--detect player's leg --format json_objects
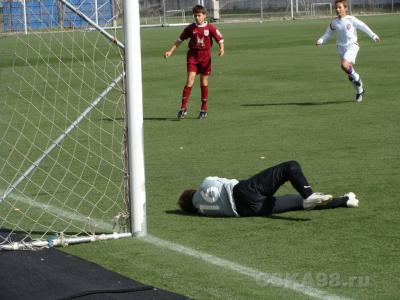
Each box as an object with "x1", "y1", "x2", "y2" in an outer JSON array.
[
  {"x1": 315, "y1": 192, "x2": 359, "y2": 209},
  {"x1": 199, "y1": 75, "x2": 209, "y2": 119},
  {"x1": 246, "y1": 161, "x2": 332, "y2": 210},
  {"x1": 197, "y1": 51, "x2": 211, "y2": 119},
  {"x1": 247, "y1": 161, "x2": 312, "y2": 198},
  {"x1": 340, "y1": 44, "x2": 363, "y2": 102},
  {"x1": 272, "y1": 193, "x2": 358, "y2": 214},
  {"x1": 178, "y1": 51, "x2": 199, "y2": 119},
  {"x1": 271, "y1": 195, "x2": 303, "y2": 213},
  {"x1": 178, "y1": 71, "x2": 196, "y2": 119}
]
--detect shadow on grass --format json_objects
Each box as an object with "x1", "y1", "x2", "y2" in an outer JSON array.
[
  {"x1": 165, "y1": 210, "x2": 311, "y2": 221},
  {"x1": 242, "y1": 100, "x2": 352, "y2": 107},
  {"x1": 144, "y1": 117, "x2": 206, "y2": 121},
  {"x1": 101, "y1": 116, "x2": 183, "y2": 122},
  {"x1": 144, "y1": 117, "x2": 180, "y2": 121},
  {"x1": 165, "y1": 209, "x2": 205, "y2": 217},
  {"x1": 265, "y1": 215, "x2": 311, "y2": 222}
]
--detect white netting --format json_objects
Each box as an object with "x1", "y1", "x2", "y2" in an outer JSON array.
[
  {"x1": 0, "y1": 0, "x2": 129, "y2": 250},
  {"x1": 137, "y1": 0, "x2": 399, "y2": 25}
]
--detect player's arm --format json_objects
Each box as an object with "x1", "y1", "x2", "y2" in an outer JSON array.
[
  {"x1": 164, "y1": 25, "x2": 191, "y2": 58},
  {"x1": 316, "y1": 23, "x2": 334, "y2": 47},
  {"x1": 164, "y1": 39, "x2": 183, "y2": 58},
  {"x1": 210, "y1": 26, "x2": 224, "y2": 56},
  {"x1": 353, "y1": 17, "x2": 380, "y2": 42},
  {"x1": 218, "y1": 41, "x2": 224, "y2": 57}
]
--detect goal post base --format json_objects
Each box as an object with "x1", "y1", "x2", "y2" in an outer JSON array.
[{"x1": 0, "y1": 232, "x2": 132, "y2": 251}]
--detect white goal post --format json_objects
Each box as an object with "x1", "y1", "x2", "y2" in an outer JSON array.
[
  {"x1": 123, "y1": 0, "x2": 147, "y2": 237},
  {"x1": 0, "y1": 0, "x2": 146, "y2": 250}
]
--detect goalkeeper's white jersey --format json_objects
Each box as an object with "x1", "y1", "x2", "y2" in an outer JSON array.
[
  {"x1": 192, "y1": 177, "x2": 240, "y2": 217},
  {"x1": 317, "y1": 15, "x2": 377, "y2": 47}
]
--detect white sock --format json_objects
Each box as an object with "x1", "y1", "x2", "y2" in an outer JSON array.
[{"x1": 347, "y1": 65, "x2": 360, "y2": 82}]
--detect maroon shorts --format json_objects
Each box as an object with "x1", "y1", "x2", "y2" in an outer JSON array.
[{"x1": 187, "y1": 49, "x2": 212, "y2": 75}]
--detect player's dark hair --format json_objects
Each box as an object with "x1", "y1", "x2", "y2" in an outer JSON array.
[
  {"x1": 178, "y1": 189, "x2": 197, "y2": 213},
  {"x1": 192, "y1": 5, "x2": 207, "y2": 15},
  {"x1": 335, "y1": 0, "x2": 348, "y2": 7}
]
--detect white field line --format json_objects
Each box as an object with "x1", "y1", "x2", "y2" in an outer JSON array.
[
  {"x1": 142, "y1": 235, "x2": 351, "y2": 300},
  {"x1": 4, "y1": 191, "x2": 113, "y2": 231},
  {"x1": 7, "y1": 192, "x2": 350, "y2": 300}
]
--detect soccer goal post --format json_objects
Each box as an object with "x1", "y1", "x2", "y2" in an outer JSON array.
[{"x1": 0, "y1": 0, "x2": 146, "y2": 251}]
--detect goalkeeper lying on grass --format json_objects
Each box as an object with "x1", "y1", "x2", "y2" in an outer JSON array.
[{"x1": 178, "y1": 160, "x2": 359, "y2": 217}]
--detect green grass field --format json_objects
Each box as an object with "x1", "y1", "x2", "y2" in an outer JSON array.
[{"x1": 2, "y1": 15, "x2": 400, "y2": 299}]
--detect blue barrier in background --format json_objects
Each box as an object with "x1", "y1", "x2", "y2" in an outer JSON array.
[{"x1": 2, "y1": 0, "x2": 113, "y2": 32}]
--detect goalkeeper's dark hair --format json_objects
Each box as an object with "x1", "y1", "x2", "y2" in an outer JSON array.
[{"x1": 178, "y1": 189, "x2": 197, "y2": 213}]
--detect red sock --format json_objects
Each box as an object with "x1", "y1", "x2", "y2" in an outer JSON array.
[
  {"x1": 181, "y1": 86, "x2": 192, "y2": 110},
  {"x1": 200, "y1": 85, "x2": 208, "y2": 111}
]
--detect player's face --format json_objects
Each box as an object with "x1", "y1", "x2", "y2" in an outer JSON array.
[
  {"x1": 335, "y1": 2, "x2": 347, "y2": 18},
  {"x1": 194, "y1": 12, "x2": 206, "y2": 25}
]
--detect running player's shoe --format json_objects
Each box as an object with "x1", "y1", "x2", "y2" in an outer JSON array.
[{"x1": 356, "y1": 90, "x2": 364, "y2": 103}]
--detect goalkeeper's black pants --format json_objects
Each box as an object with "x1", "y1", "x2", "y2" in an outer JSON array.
[{"x1": 233, "y1": 160, "x2": 347, "y2": 216}]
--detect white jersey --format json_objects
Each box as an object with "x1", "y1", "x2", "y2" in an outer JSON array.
[
  {"x1": 192, "y1": 177, "x2": 239, "y2": 217},
  {"x1": 317, "y1": 15, "x2": 378, "y2": 47}
]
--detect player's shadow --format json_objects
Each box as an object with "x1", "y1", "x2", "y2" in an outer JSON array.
[
  {"x1": 165, "y1": 210, "x2": 311, "y2": 221},
  {"x1": 265, "y1": 215, "x2": 311, "y2": 222},
  {"x1": 165, "y1": 209, "x2": 215, "y2": 218},
  {"x1": 101, "y1": 117, "x2": 182, "y2": 122},
  {"x1": 242, "y1": 100, "x2": 352, "y2": 107},
  {"x1": 144, "y1": 117, "x2": 181, "y2": 122},
  {"x1": 144, "y1": 117, "x2": 205, "y2": 122}
]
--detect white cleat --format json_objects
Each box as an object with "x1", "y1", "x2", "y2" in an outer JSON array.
[
  {"x1": 356, "y1": 90, "x2": 364, "y2": 103},
  {"x1": 303, "y1": 192, "x2": 333, "y2": 210},
  {"x1": 345, "y1": 192, "x2": 359, "y2": 208}
]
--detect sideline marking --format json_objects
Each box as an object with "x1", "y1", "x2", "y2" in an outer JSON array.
[{"x1": 7, "y1": 192, "x2": 350, "y2": 299}]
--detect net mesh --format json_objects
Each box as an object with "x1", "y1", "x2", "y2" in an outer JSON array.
[
  {"x1": 0, "y1": 0, "x2": 128, "y2": 249},
  {"x1": 137, "y1": 0, "x2": 399, "y2": 25}
]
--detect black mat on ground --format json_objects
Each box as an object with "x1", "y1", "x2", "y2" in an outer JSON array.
[{"x1": 0, "y1": 233, "x2": 189, "y2": 300}]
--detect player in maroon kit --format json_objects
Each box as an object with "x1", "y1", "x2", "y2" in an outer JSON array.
[{"x1": 164, "y1": 5, "x2": 224, "y2": 119}]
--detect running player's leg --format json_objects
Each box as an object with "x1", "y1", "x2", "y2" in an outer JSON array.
[{"x1": 339, "y1": 44, "x2": 363, "y2": 102}]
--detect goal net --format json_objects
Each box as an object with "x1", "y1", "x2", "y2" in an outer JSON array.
[
  {"x1": 310, "y1": 2, "x2": 333, "y2": 16},
  {"x1": 0, "y1": 0, "x2": 146, "y2": 250}
]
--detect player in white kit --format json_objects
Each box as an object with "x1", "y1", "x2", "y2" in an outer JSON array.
[{"x1": 316, "y1": 0, "x2": 380, "y2": 102}]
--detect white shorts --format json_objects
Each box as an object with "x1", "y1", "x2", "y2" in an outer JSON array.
[{"x1": 337, "y1": 43, "x2": 360, "y2": 64}]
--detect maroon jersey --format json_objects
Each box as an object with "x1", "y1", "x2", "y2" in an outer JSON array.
[{"x1": 179, "y1": 22, "x2": 223, "y2": 51}]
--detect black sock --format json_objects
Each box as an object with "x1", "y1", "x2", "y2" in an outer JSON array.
[{"x1": 314, "y1": 196, "x2": 348, "y2": 209}]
